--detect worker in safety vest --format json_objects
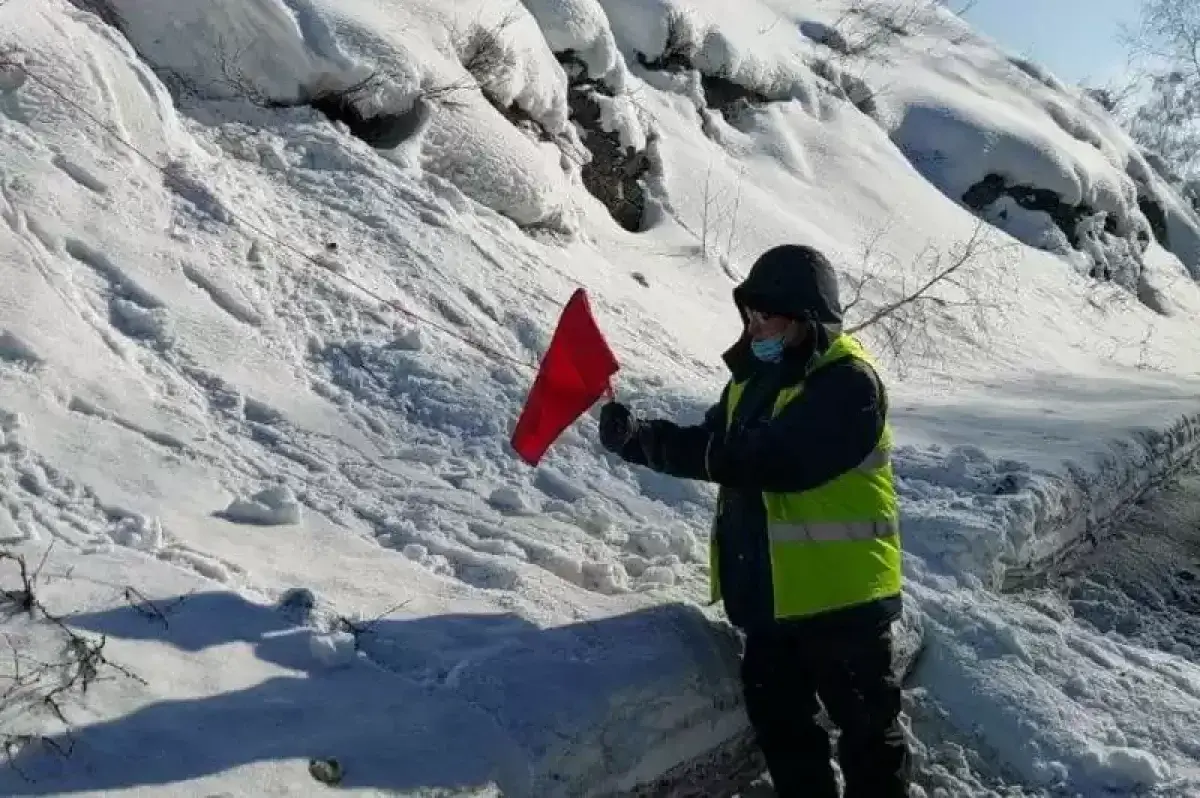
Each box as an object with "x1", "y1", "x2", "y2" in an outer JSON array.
[{"x1": 599, "y1": 244, "x2": 910, "y2": 798}]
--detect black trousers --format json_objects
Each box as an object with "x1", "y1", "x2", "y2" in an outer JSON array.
[{"x1": 741, "y1": 620, "x2": 911, "y2": 798}]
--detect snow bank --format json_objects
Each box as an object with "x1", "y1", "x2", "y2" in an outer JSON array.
[
  {"x1": 92, "y1": 0, "x2": 578, "y2": 229},
  {"x1": 909, "y1": 570, "x2": 1200, "y2": 795},
  {"x1": 894, "y1": 392, "x2": 1200, "y2": 588},
  {"x1": 0, "y1": 542, "x2": 928, "y2": 797}
]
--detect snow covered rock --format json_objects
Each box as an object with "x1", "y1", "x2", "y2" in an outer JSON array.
[
  {"x1": 521, "y1": 0, "x2": 629, "y2": 93},
  {"x1": 220, "y1": 484, "x2": 303, "y2": 525}
]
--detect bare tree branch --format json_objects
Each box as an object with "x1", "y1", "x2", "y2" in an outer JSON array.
[
  {"x1": 842, "y1": 219, "x2": 1017, "y2": 374},
  {"x1": 418, "y1": 8, "x2": 523, "y2": 106}
]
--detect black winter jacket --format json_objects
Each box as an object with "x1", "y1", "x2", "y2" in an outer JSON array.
[{"x1": 617, "y1": 245, "x2": 902, "y2": 633}]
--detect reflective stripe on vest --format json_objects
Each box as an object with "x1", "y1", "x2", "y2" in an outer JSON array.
[{"x1": 767, "y1": 517, "x2": 899, "y2": 543}]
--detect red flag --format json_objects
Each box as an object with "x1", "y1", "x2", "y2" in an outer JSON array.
[{"x1": 511, "y1": 288, "x2": 619, "y2": 466}]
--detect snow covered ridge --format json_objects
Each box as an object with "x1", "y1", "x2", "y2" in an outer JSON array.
[{"x1": 76, "y1": 0, "x2": 1200, "y2": 306}]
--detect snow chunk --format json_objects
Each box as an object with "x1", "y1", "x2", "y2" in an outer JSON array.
[
  {"x1": 110, "y1": 514, "x2": 165, "y2": 552},
  {"x1": 520, "y1": 0, "x2": 629, "y2": 91},
  {"x1": 221, "y1": 484, "x2": 303, "y2": 525},
  {"x1": 594, "y1": 93, "x2": 647, "y2": 151},
  {"x1": 1081, "y1": 745, "x2": 1171, "y2": 790},
  {"x1": 488, "y1": 485, "x2": 534, "y2": 513},
  {"x1": 308, "y1": 630, "x2": 357, "y2": 668}
]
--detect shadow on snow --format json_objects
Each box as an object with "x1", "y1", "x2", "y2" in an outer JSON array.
[{"x1": 0, "y1": 590, "x2": 745, "y2": 795}]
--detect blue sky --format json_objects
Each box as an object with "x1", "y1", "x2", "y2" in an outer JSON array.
[{"x1": 960, "y1": 0, "x2": 1140, "y2": 87}]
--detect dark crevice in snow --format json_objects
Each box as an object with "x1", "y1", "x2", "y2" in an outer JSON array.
[
  {"x1": 485, "y1": 93, "x2": 557, "y2": 144},
  {"x1": 470, "y1": 64, "x2": 654, "y2": 233},
  {"x1": 1138, "y1": 194, "x2": 1171, "y2": 250},
  {"x1": 504, "y1": 49, "x2": 656, "y2": 234},
  {"x1": 570, "y1": 92, "x2": 653, "y2": 233},
  {"x1": 799, "y1": 20, "x2": 851, "y2": 56},
  {"x1": 808, "y1": 59, "x2": 878, "y2": 118},
  {"x1": 634, "y1": 15, "x2": 878, "y2": 131},
  {"x1": 962, "y1": 174, "x2": 1112, "y2": 249},
  {"x1": 307, "y1": 90, "x2": 430, "y2": 151},
  {"x1": 631, "y1": 14, "x2": 773, "y2": 126}
]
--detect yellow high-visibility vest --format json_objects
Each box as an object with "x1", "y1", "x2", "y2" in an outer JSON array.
[{"x1": 709, "y1": 334, "x2": 902, "y2": 619}]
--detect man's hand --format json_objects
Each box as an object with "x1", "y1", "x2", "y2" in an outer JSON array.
[
  {"x1": 599, "y1": 401, "x2": 637, "y2": 453},
  {"x1": 636, "y1": 421, "x2": 711, "y2": 476}
]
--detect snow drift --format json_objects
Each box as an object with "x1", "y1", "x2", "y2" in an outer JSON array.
[{"x1": 3, "y1": 0, "x2": 1200, "y2": 794}]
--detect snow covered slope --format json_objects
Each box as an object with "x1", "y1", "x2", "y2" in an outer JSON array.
[{"x1": 2, "y1": 0, "x2": 1200, "y2": 794}]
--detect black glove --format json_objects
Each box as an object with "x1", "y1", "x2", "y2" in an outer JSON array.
[{"x1": 599, "y1": 402, "x2": 637, "y2": 453}]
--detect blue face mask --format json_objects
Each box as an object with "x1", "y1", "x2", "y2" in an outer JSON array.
[{"x1": 750, "y1": 336, "x2": 785, "y2": 363}]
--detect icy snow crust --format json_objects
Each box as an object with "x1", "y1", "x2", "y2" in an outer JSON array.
[{"x1": 3, "y1": 0, "x2": 1200, "y2": 794}]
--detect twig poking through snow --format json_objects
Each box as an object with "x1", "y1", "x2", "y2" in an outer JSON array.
[
  {"x1": 334, "y1": 599, "x2": 412, "y2": 645},
  {"x1": 122, "y1": 586, "x2": 191, "y2": 628},
  {"x1": 421, "y1": 8, "x2": 523, "y2": 106},
  {"x1": 0, "y1": 548, "x2": 147, "y2": 780}
]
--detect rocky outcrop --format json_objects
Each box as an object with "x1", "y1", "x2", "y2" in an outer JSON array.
[
  {"x1": 636, "y1": 47, "x2": 771, "y2": 126},
  {"x1": 1138, "y1": 193, "x2": 1170, "y2": 250},
  {"x1": 631, "y1": 14, "x2": 878, "y2": 131},
  {"x1": 564, "y1": 77, "x2": 655, "y2": 232},
  {"x1": 962, "y1": 173, "x2": 1151, "y2": 294},
  {"x1": 1127, "y1": 153, "x2": 1200, "y2": 282}
]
